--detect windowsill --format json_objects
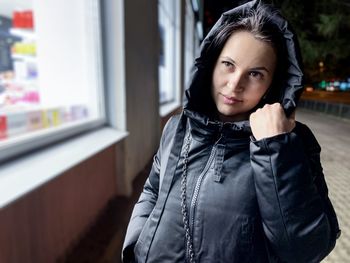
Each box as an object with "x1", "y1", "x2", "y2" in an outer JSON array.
[
  {"x1": 0, "y1": 127, "x2": 128, "y2": 209},
  {"x1": 159, "y1": 100, "x2": 182, "y2": 117}
]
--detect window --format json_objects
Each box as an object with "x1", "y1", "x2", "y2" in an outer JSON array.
[
  {"x1": 0, "y1": 0, "x2": 104, "y2": 162},
  {"x1": 184, "y1": 0, "x2": 195, "y2": 88},
  {"x1": 158, "y1": 0, "x2": 181, "y2": 106}
]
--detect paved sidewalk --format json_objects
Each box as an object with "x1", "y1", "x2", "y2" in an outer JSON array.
[{"x1": 297, "y1": 109, "x2": 350, "y2": 262}]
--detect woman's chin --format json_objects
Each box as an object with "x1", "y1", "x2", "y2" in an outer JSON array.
[{"x1": 218, "y1": 110, "x2": 248, "y2": 122}]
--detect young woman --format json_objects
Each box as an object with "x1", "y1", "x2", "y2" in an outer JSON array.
[{"x1": 122, "y1": 1, "x2": 340, "y2": 262}]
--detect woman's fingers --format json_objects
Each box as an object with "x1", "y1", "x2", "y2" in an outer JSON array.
[{"x1": 250, "y1": 103, "x2": 295, "y2": 140}]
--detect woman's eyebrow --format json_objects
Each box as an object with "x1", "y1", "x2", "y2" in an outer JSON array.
[
  {"x1": 250, "y1": 66, "x2": 270, "y2": 73},
  {"x1": 220, "y1": 56, "x2": 235, "y2": 64},
  {"x1": 220, "y1": 57, "x2": 270, "y2": 73}
]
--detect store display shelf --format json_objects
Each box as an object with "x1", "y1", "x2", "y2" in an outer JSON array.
[
  {"x1": 0, "y1": 104, "x2": 41, "y2": 114},
  {"x1": 12, "y1": 53, "x2": 37, "y2": 62},
  {"x1": 9, "y1": 28, "x2": 36, "y2": 40}
]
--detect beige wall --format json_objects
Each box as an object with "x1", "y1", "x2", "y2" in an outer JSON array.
[{"x1": 123, "y1": 0, "x2": 161, "y2": 194}]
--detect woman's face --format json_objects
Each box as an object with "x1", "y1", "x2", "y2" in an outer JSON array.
[{"x1": 212, "y1": 30, "x2": 277, "y2": 122}]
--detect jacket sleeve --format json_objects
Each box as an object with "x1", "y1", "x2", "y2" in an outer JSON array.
[
  {"x1": 122, "y1": 115, "x2": 178, "y2": 263},
  {"x1": 250, "y1": 122, "x2": 340, "y2": 263}
]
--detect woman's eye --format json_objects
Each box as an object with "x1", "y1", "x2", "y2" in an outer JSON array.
[
  {"x1": 249, "y1": 71, "x2": 263, "y2": 79},
  {"x1": 222, "y1": 61, "x2": 233, "y2": 68}
]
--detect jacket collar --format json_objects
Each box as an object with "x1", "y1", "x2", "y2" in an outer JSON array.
[{"x1": 184, "y1": 109, "x2": 252, "y2": 142}]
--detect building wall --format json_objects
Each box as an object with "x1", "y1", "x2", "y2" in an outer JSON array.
[
  {"x1": 123, "y1": 0, "x2": 161, "y2": 194},
  {"x1": 0, "y1": 145, "x2": 120, "y2": 263}
]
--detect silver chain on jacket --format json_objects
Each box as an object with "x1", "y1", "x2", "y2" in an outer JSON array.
[{"x1": 181, "y1": 132, "x2": 196, "y2": 263}]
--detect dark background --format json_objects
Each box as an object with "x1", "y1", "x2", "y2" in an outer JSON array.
[{"x1": 202, "y1": 0, "x2": 350, "y2": 85}]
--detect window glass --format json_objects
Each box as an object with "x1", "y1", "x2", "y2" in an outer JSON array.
[
  {"x1": 0, "y1": 0, "x2": 104, "y2": 149},
  {"x1": 184, "y1": 0, "x2": 195, "y2": 88},
  {"x1": 158, "y1": 0, "x2": 180, "y2": 105}
]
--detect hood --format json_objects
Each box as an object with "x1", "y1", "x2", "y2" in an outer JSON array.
[{"x1": 183, "y1": 0, "x2": 304, "y2": 120}]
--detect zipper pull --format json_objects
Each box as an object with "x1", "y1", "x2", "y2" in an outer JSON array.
[
  {"x1": 213, "y1": 131, "x2": 225, "y2": 183},
  {"x1": 214, "y1": 133, "x2": 223, "y2": 145}
]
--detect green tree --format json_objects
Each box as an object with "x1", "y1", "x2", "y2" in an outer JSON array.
[{"x1": 270, "y1": 0, "x2": 350, "y2": 83}]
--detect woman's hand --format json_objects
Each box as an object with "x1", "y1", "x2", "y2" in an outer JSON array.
[{"x1": 249, "y1": 103, "x2": 296, "y2": 140}]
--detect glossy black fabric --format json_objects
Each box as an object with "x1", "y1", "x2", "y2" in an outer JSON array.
[
  {"x1": 122, "y1": 1, "x2": 340, "y2": 262},
  {"x1": 123, "y1": 115, "x2": 339, "y2": 263}
]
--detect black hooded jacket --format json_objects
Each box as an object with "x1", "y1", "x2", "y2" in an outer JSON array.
[{"x1": 122, "y1": 1, "x2": 340, "y2": 262}]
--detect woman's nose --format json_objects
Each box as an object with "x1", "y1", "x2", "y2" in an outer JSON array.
[{"x1": 226, "y1": 73, "x2": 244, "y2": 92}]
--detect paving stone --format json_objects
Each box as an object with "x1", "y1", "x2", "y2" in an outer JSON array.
[{"x1": 297, "y1": 109, "x2": 350, "y2": 263}]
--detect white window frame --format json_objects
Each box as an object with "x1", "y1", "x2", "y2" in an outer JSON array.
[
  {"x1": 158, "y1": 0, "x2": 182, "y2": 117},
  {"x1": 184, "y1": 0, "x2": 195, "y2": 90}
]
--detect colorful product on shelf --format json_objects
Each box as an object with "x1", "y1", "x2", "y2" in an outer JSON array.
[
  {"x1": 0, "y1": 80, "x2": 40, "y2": 108},
  {"x1": 0, "y1": 115, "x2": 6, "y2": 139},
  {"x1": 0, "y1": 105, "x2": 89, "y2": 142},
  {"x1": 27, "y1": 110, "x2": 43, "y2": 131},
  {"x1": 12, "y1": 10, "x2": 34, "y2": 30},
  {"x1": 22, "y1": 91, "x2": 40, "y2": 103},
  {"x1": 12, "y1": 59, "x2": 38, "y2": 80},
  {"x1": 6, "y1": 112, "x2": 27, "y2": 137},
  {"x1": 1, "y1": 40, "x2": 39, "y2": 108},
  {"x1": 42, "y1": 108, "x2": 63, "y2": 128},
  {"x1": 1, "y1": 9, "x2": 39, "y2": 112},
  {"x1": 71, "y1": 105, "x2": 88, "y2": 120},
  {"x1": 12, "y1": 42, "x2": 36, "y2": 56}
]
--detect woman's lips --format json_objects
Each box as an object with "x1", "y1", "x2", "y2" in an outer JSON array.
[{"x1": 221, "y1": 94, "x2": 243, "y2": 105}]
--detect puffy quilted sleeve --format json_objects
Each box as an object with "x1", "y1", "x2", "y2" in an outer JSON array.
[
  {"x1": 250, "y1": 122, "x2": 340, "y2": 263},
  {"x1": 122, "y1": 115, "x2": 179, "y2": 263}
]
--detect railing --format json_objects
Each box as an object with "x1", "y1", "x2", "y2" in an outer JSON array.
[{"x1": 299, "y1": 99, "x2": 350, "y2": 119}]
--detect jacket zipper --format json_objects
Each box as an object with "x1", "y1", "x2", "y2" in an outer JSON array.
[{"x1": 189, "y1": 134, "x2": 223, "y2": 251}]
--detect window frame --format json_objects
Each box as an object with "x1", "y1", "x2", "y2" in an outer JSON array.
[{"x1": 158, "y1": 0, "x2": 182, "y2": 116}]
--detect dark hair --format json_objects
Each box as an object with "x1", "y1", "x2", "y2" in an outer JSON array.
[{"x1": 214, "y1": 4, "x2": 281, "y2": 50}]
